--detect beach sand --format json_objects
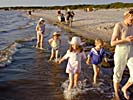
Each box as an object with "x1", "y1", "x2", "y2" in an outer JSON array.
[{"x1": 31, "y1": 8, "x2": 126, "y2": 41}]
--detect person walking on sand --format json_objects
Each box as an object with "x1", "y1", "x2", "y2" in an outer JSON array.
[
  {"x1": 111, "y1": 9, "x2": 133, "y2": 100},
  {"x1": 35, "y1": 18, "x2": 45, "y2": 49},
  {"x1": 86, "y1": 39, "x2": 107, "y2": 85},
  {"x1": 58, "y1": 36, "x2": 86, "y2": 90},
  {"x1": 48, "y1": 32, "x2": 61, "y2": 62},
  {"x1": 57, "y1": 9, "x2": 62, "y2": 22},
  {"x1": 66, "y1": 8, "x2": 75, "y2": 27}
]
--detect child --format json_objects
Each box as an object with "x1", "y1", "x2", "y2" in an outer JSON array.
[
  {"x1": 35, "y1": 18, "x2": 45, "y2": 49},
  {"x1": 48, "y1": 32, "x2": 61, "y2": 62},
  {"x1": 86, "y1": 39, "x2": 107, "y2": 85},
  {"x1": 59, "y1": 36, "x2": 86, "y2": 90}
]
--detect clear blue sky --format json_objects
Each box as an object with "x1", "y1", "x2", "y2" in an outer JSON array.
[{"x1": 0, "y1": 0, "x2": 132, "y2": 7}]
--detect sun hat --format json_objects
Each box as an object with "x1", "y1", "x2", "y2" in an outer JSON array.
[
  {"x1": 39, "y1": 18, "x2": 45, "y2": 22},
  {"x1": 124, "y1": 9, "x2": 133, "y2": 16},
  {"x1": 68, "y1": 36, "x2": 84, "y2": 45},
  {"x1": 53, "y1": 32, "x2": 60, "y2": 36}
]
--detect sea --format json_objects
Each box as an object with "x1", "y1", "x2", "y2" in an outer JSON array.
[{"x1": 0, "y1": 10, "x2": 132, "y2": 100}]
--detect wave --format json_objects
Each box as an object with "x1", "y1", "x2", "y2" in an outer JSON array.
[
  {"x1": 62, "y1": 78, "x2": 113, "y2": 100},
  {"x1": 0, "y1": 36, "x2": 35, "y2": 67},
  {"x1": 0, "y1": 20, "x2": 34, "y2": 34},
  {"x1": 0, "y1": 42, "x2": 19, "y2": 67}
]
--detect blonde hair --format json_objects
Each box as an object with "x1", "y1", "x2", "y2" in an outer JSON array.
[
  {"x1": 123, "y1": 9, "x2": 133, "y2": 19},
  {"x1": 95, "y1": 39, "x2": 104, "y2": 46}
]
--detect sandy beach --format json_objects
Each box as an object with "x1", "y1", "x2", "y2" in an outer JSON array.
[{"x1": 31, "y1": 8, "x2": 127, "y2": 41}]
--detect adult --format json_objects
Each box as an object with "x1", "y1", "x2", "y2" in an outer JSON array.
[
  {"x1": 66, "y1": 8, "x2": 75, "y2": 25},
  {"x1": 111, "y1": 9, "x2": 133, "y2": 100},
  {"x1": 57, "y1": 9, "x2": 62, "y2": 22}
]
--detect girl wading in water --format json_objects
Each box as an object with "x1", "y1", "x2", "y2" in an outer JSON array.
[
  {"x1": 59, "y1": 36, "x2": 86, "y2": 90},
  {"x1": 48, "y1": 32, "x2": 61, "y2": 62},
  {"x1": 35, "y1": 18, "x2": 45, "y2": 49}
]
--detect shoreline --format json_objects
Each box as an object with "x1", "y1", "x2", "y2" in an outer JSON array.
[{"x1": 30, "y1": 9, "x2": 127, "y2": 42}]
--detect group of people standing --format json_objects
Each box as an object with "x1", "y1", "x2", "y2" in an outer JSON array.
[
  {"x1": 56, "y1": 8, "x2": 75, "y2": 24},
  {"x1": 35, "y1": 9, "x2": 133, "y2": 100}
]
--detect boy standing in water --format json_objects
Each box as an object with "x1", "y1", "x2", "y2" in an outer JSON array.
[
  {"x1": 35, "y1": 18, "x2": 45, "y2": 49},
  {"x1": 111, "y1": 9, "x2": 133, "y2": 100},
  {"x1": 86, "y1": 39, "x2": 107, "y2": 85},
  {"x1": 48, "y1": 32, "x2": 61, "y2": 62},
  {"x1": 59, "y1": 36, "x2": 86, "y2": 90}
]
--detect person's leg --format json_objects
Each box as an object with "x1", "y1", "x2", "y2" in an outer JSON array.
[
  {"x1": 113, "y1": 63, "x2": 127, "y2": 100},
  {"x1": 122, "y1": 57, "x2": 133, "y2": 100},
  {"x1": 36, "y1": 33, "x2": 40, "y2": 48},
  {"x1": 39, "y1": 34, "x2": 44, "y2": 49},
  {"x1": 68, "y1": 73, "x2": 73, "y2": 91},
  {"x1": 49, "y1": 49, "x2": 55, "y2": 61},
  {"x1": 92, "y1": 64, "x2": 99, "y2": 84},
  {"x1": 113, "y1": 46, "x2": 128, "y2": 100},
  {"x1": 113, "y1": 82, "x2": 120, "y2": 100},
  {"x1": 74, "y1": 73, "x2": 79, "y2": 88},
  {"x1": 121, "y1": 81, "x2": 131, "y2": 100},
  {"x1": 55, "y1": 49, "x2": 59, "y2": 62}
]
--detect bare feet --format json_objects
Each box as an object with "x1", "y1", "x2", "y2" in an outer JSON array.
[
  {"x1": 39, "y1": 47, "x2": 44, "y2": 50},
  {"x1": 113, "y1": 94, "x2": 120, "y2": 100},
  {"x1": 122, "y1": 87, "x2": 130, "y2": 100}
]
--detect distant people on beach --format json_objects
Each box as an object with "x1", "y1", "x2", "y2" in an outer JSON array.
[
  {"x1": 48, "y1": 32, "x2": 61, "y2": 62},
  {"x1": 57, "y1": 9, "x2": 61, "y2": 22},
  {"x1": 56, "y1": 9, "x2": 65, "y2": 22},
  {"x1": 111, "y1": 9, "x2": 133, "y2": 100},
  {"x1": 59, "y1": 36, "x2": 86, "y2": 90},
  {"x1": 86, "y1": 39, "x2": 108, "y2": 85},
  {"x1": 28, "y1": 10, "x2": 32, "y2": 16},
  {"x1": 66, "y1": 8, "x2": 75, "y2": 25},
  {"x1": 35, "y1": 18, "x2": 45, "y2": 49}
]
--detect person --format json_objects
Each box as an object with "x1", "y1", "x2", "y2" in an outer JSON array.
[
  {"x1": 57, "y1": 9, "x2": 62, "y2": 22},
  {"x1": 60, "y1": 13, "x2": 65, "y2": 22},
  {"x1": 28, "y1": 10, "x2": 32, "y2": 16},
  {"x1": 111, "y1": 9, "x2": 133, "y2": 100},
  {"x1": 48, "y1": 32, "x2": 61, "y2": 62},
  {"x1": 86, "y1": 39, "x2": 107, "y2": 85},
  {"x1": 35, "y1": 18, "x2": 45, "y2": 49},
  {"x1": 66, "y1": 8, "x2": 75, "y2": 24},
  {"x1": 58, "y1": 36, "x2": 86, "y2": 90}
]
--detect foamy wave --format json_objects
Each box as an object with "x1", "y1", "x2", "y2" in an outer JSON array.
[
  {"x1": 61, "y1": 79, "x2": 91, "y2": 100},
  {"x1": 15, "y1": 37, "x2": 36, "y2": 43},
  {"x1": 62, "y1": 79, "x2": 113, "y2": 100},
  {"x1": 0, "y1": 42, "x2": 20, "y2": 67}
]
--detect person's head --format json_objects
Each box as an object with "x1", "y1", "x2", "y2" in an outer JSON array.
[
  {"x1": 95, "y1": 39, "x2": 104, "y2": 50},
  {"x1": 123, "y1": 9, "x2": 133, "y2": 26},
  {"x1": 52, "y1": 32, "x2": 60, "y2": 39},
  {"x1": 69, "y1": 36, "x2": 83, "y2": 52},
  {"x1": 39, "y1": 18, "x2": 45, "y2": 24}
]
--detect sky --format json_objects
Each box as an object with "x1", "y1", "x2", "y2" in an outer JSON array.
[{"x1": 0, "y1": 0, "x2": 132, "y2": 7}]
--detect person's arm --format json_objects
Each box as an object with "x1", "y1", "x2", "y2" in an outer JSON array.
[
  {"x1": 86, "y1": 51, "x2": 92, "y2": 65},
  {"x1": 58, "y1": 55, "x2": 66, "y2": 64},
  {"x1": 111, "y1": 23, "x2": 133, "y2": 46},
  {"x1": 86, "y1": 57, "x2": 91, "y2": 65},
  {"x1": 58, "y1": 50, "x2": 69, "y2": 64},
  {"x1": 111, "y1": 35, "x2": 133, "y2": 46},
  {"x1": 104, "y1": 56, "x2": 108, "y2": 63},
  {"x1": 82, "y1": 51, "x2": 87, "y2": 59},
  {"x1": 42, "y1": 24, "x2": 45, "y2": 34},
  {"x1": 36, "y1": 24, "x2": 40, "y2": 32},
  {"x1": 48, "y1": 38, "x2": 52, "y2": 45}
]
